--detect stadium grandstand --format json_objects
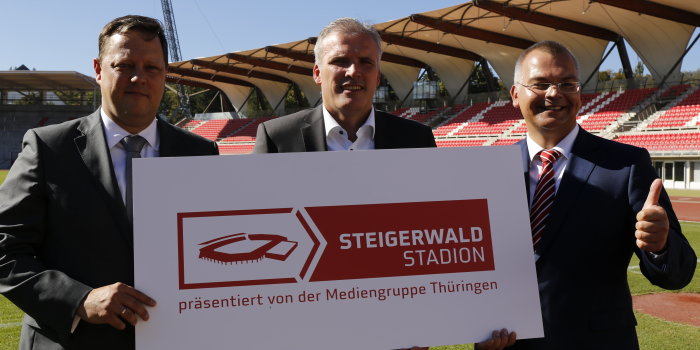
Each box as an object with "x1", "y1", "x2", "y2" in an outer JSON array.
[
  {"x1": 2, "y1": 1, "x2": 699, "y2": 189},
  {"x1": 0, "y1": 67, "x2": 97, "y2": 168}
]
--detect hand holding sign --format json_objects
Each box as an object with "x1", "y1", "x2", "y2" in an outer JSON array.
[
  {"x1": 401, "y1": 329, "x2": 516, "y2": 350},
  {"x1": 77, "y1": 282, "x2": 156, "y2": 330},
  {"x1": 475, "y1": 329, "x2": 517, "y2": 350},
  {"x1": 635, "y1": 179, "x2": 669, "y2": 253}
]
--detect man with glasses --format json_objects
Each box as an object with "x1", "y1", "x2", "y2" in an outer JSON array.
[{"x1": 508, "y1": 41, "x2": 695, "y2": 349}]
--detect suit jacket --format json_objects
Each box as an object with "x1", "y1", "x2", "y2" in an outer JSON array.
[
  {"x1": 253, "y1": 106, "x2": 436, "y2": 153},
  {"x1": 0, "y1": 110, "x2": 219, "y2": 349},
  {"x1": 512, "y1": 128, "x2": 696, "y2": 350}
]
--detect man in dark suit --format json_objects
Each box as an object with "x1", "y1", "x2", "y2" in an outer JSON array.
[
  {"x1": 253, "y1": 17, "x2": 435, "y2": 153},
  {"x1": 508, "y1": 40, "x2": 696, "y2": 349},
  {"x1": 0, "y1": 15, "x2": 218, "y2": 349}
]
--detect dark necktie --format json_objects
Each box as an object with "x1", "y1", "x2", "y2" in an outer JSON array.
[
  {"x1": 120, "y1": 135, "x2": 147, "y2": 226},
  {"x1": 530, "y1": 149, "x2": 562, "y2": 250}
]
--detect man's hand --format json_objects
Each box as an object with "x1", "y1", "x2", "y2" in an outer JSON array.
[
  {"x1": 475, "y1": 329, "x2": 516, "y2": 350},
  {"x1": 635, "y1": 178, "x2": 669, "y2": 253},
  {"x1": 76, "y1": 282, "x2": 156, "y2": 330}
]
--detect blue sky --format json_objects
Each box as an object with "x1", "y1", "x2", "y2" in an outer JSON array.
[{"x1": 1, "y1": 0, "x2": 698, "y2": 78}]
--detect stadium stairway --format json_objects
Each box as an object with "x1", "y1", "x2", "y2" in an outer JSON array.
[
  {"x1": 634, "y1": 85, "x2": 700, "y2": 131},
  {"x1": 486, "y1": 119, "x2": 526, "y2": 146},
  {"x1": 432, "y1": 102, "x2": 487, "y2": 138},
  {"x1": 445, "y1": 101, "x2": 508, "y2": 137}
]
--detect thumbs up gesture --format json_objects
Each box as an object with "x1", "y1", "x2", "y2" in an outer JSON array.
[{"x1": 635, "y1": 179, "x2": 669, "y2": 253}]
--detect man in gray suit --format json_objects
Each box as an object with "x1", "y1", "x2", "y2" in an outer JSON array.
[
  {"x1": 253, "y1": 18, "x2": 436, "y2": 153},
  {"x1": 0, "y1": 15, "x2": 218, "y2": 349},
  {"x1": 252, "y1": 18, "x2": 516, "y2": 350}
]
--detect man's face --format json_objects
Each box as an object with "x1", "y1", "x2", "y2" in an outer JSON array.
[
  {"x1": 95, "y1": 30, "x2": 166, "y2": 133},
  {"x1": 313, "y1": 32, "x2": 381, "y2": 118},
  {"x1": 511, "y1": 49, "x2": 581, "y2": 137}
]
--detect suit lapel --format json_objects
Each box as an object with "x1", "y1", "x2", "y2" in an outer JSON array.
[
  {"x1": 158, "y1": 119, "x2": 178, "y2": 157},
  {"x1": 74, "y1": 110, "x2": 132, "y2": 247},
  {"x1": 517, "y1": 139, "x2": 531, "y2": 203},
  {"x1": 301, "y1": 107, "x2": 327, "y2": 151},
  {"x1": 75, "y1": 111, "x2": 123, "y2": 205},
  {"x1": 374, "y1": 112, "x2": 389, "y2": 149},
  {"x1": 536, "y1": 128, "x2": 597, "y2": 257}
]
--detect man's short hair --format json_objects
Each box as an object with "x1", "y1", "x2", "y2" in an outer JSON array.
[
  {"x1": 313, "y1": 17, "x2": 383, "y2": 65},
  {"x1": 514, "y1": 40, "x2": 580, "y2": 83},
  {"x1": 98, "y1": 15, "x2": 168, "y2": 64}
]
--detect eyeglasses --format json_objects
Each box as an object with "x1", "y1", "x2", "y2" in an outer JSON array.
[{"x1": 518, "y1": 82, "x2": 581, "y2": 94}]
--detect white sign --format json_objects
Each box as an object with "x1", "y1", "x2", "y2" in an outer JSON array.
[{"x1": 133, "y1": 146, "x2": 542, "y2": 349}]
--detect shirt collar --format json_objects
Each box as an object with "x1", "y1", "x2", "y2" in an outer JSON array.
[
  {"x1": 526, "y1": 124, "x2": 578, "y2": 163},
  {"x1": 322, "y1": 106, "x2": 376, "y2": 140},
  {"x1": 100, "y1": 108, "x2": 159, "y2": 151}
]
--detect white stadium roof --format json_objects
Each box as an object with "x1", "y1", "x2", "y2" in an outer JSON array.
[{"x1": 165, "y1": 0, "x2": 700, "y2": 114}]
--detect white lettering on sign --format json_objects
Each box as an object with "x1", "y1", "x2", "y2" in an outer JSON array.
[{"x1": 339, "y1": 227, "x2": 483, "y2": 249}]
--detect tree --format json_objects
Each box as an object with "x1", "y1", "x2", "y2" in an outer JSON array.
[
  {"x1": 284, "y1": 84, "x2": 309, "y2": 111},
  {"x1": 54, "y1": 90, "x2": 95, "y2": 106},
  {"x1": 242, "y1": 87, "x2": 273, "y2": 117},
  {"x1": 158, "y1": 88, "x2": 180, "y2": 122},
  {"x1": 467, "y1": 63, "x2": 497, "y2": 94},
  {"x1": 14, "y1": 92, "x2": 42, "y2": 105},
  {"x1": 187, "y1": 87, "x2": 224, "y2": 114},
  {"x1": 634, "y1": 61, "x2": 645, "y2": 78},
  {"x1": 612, "y1": 69, "x2": 626, "y2": 80}
]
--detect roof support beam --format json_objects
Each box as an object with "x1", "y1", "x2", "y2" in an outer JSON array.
[
  {"x1": 166, "y1": 76, "x2": 218, "y2": 90},
  {"x1": 379, "y1": 32, "x2": 482, "y2": 60},
  {"x1": 591, "y1": 0, "x2": 700, "y2": 27},
  {"x1": 473, "y1": 0, "x2": 619, "y2": 41},
  {"x1": 190, "y1": 59, "x2": 292, "y2": 84},
  {"x1": 409, "y1": 14, "x2": 535, "y2": 49},
  {"x1": 306, "y1": 37, "x2": 426, "y2": 68},
  {"x1": 225, "y1": 53, "x2": 313, "y2": 76},
  {"x1": 264, "y1": 46, "x2": 315, "y2": 63},
  {"x1": 615, "y1": 37, "x2": 637, "y2": 89},
  {"x1": 379, "y1": 52, "x2": 426, "y2": 68},
  {"x1": 168, "y1": 67, "x2": 255, "y2": 87}
]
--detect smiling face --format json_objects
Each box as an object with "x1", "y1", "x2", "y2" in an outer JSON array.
[
  {"x1": 95, "y1": 30, "x2": 166, "y2": 133},
  {"x1": 313, "y1": 31, "x2": 381, "y2": 124},
  {"x1": 511, "y1": 49, "x2": 582, "y2": 147}
]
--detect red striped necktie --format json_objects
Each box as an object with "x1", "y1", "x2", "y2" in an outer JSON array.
[{"x1": 530, "y1": 149, "x2": 563, "y2": 250}]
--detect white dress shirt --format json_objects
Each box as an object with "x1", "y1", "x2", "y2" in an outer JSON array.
[
  {"x1": 100, "y1": 109, "x2": 159, "y2": 204},
  {"x1": 525, "y1": 124, "x2": 579, "y2": 206},
  {"x1": 322, "y1": 107, "x2": 375, "y2": 151}
]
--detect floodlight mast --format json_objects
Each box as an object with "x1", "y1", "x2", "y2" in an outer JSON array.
[{"x1": 161, "y1": 0, "x2": 191, "y2": 120}]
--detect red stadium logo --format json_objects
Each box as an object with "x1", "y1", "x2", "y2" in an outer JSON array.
[
  {"x1": 178, "y1": 208, "x2": 322, "y2": 290},
  {"x1": 198, "y1": 233, "x2": 298, "y2": 264}
]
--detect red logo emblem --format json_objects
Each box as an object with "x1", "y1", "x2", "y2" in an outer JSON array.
[{"x1": 198, "y1": 233, "x2": 298, "y2": 264}]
